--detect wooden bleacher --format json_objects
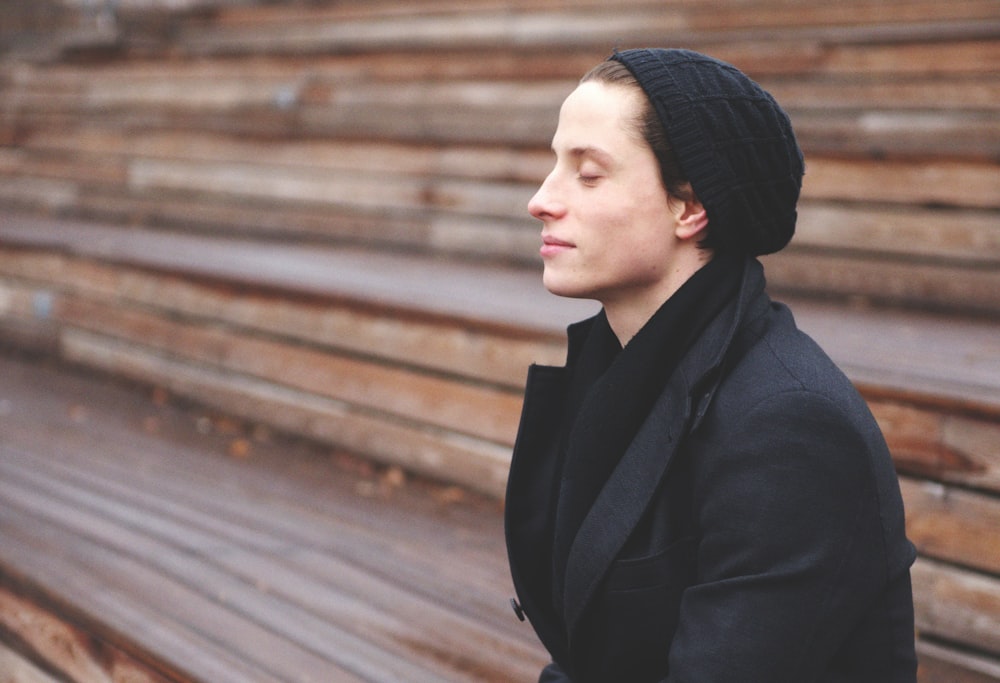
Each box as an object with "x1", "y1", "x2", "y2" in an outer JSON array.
[
  {"x1": 1, "y1": 1, "x2": 999, "y2": 681},
  {"x1": 0, "y1": 351, "x2": 549, "y2": 681}
]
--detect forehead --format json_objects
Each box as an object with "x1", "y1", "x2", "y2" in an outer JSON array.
[{"x1": 552, "y1": 81, "x2": 643, "y2": 153}]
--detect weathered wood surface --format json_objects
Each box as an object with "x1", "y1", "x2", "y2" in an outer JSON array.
[
  {"x1": 1, "y1": 205, "x2": 998, "y2": 664},
  {"x1": 1, "y1": 211, "x2": 999, "y2": 500},
  {"x1": 1, "y1": 1, "x2": 999, "y2": 681},
  {"x1": 2, "y1": 213, "x2": 1000, "y2": 682},
  {"x1": 1, "y1": 0, "x2": 998, "y2": 314},
  {"x1": 2, "y1": 346, "x2": 1000, "y2": 682},
  {"x1": 0, "y1": 351, "x2": 549, "y2": 682},
  {"x1": 2, "y1": 214, "x2": 997, "y2": 413}
]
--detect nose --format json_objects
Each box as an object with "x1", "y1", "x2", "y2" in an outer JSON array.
[{"x1": 527, "y1": 172, "x2": 565, "y2": 221}]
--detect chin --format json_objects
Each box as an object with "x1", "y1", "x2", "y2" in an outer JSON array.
[{"x1": 542, "y1": 274, "x2": 592, "y2": 300}]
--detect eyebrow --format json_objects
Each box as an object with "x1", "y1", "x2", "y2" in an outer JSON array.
[{"x1": 567, "y1": 145, "x2": 615, "y2": 167}]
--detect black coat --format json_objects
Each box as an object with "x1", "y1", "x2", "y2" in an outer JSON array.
[{"x1": 505, "y1": 259, "x2": 917, "y2": 682}]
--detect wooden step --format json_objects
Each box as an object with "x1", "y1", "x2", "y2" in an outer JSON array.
[
  {"x1": 1, "y1": 213, "x2": 999, "y2": 492},
  {"x1": 2, "y1": 1, "x2": 999, "y2": 680},
  {"x1": 0, "y1": 352, "x2": 548, "y2": 682}
]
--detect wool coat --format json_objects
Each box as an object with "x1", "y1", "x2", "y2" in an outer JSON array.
[{"x1": 505, "y1": 258, "x2": 917, "y2": 683}]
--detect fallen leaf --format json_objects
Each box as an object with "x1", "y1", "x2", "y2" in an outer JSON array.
[
  {"x1": 228, "y1": 438, "x2": 251, "y2": 459},
  {"x1": 381, "y1": 466, "x2": 406, "y2": 489},
  {"x1": 432, "y1": 486, "x2": 467, "y2": 505}
]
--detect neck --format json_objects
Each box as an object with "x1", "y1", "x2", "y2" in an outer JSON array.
[{"x1": 605, "y1": 250, "x2": 713, "y2": 346}]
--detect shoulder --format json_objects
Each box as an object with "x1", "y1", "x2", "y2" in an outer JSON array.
[
  {"x1": 684, "y1": 297, "x2": 912, "y2": 547},
  {"x1": 690, "y1": 299, "x2": 891, "y2": 496},
  {"x1": 717, "y1": 300, "x2": 871, "y2": 426}
]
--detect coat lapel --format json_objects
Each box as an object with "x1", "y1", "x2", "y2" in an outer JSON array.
[
  {"x1": 505, "y1": 362, "x2": 573, "y2": 662},
  {"x1": 560, "y1": 258, "x2": 768, "y2": 640},
  {"x1": 561, "y1": 371, "x2": 695, "y2": 634}
]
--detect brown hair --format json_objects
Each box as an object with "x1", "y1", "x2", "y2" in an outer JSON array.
[{"x1": 580, "y1": 60, "x2": 694, "y2": 204}]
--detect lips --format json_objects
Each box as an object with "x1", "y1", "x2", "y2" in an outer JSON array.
[
  {"x1": 540, "y1": 234, "x2": 575, "y2": 258},
  {"x1": 543, "y1": 235, "x2": 574, "y2": 247}
]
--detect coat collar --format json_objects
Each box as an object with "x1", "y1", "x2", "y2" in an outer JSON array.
[{"x1": 561, "y1": 256, "x2": 770, "y2": 639}]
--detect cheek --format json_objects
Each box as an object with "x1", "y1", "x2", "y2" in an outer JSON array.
[{"x1": 584, "y1": 189, "x2": 644, "y2": 231}]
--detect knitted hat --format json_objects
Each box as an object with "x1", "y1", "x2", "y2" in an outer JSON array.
[{"x1": 610, "y1": 48, "x2": 804, "y2": 255}]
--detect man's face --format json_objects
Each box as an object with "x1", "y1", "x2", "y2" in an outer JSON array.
[{"x1": 528, "y1": 81, "x2": 683, "y2": 317}]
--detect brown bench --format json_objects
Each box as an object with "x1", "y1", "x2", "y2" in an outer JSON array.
[
  {"x1": 2, "y1": 1, "x2": 998, "y2": 316},
  {"x1": 1, "y1": 212, "x2": 1000, "y2": 681},
  {"x1": 1, "y1": 0, "x2": 999, "y2": 680},
  {"x1": 0, "y1": 350, "x2": 549, "y2": 682}
]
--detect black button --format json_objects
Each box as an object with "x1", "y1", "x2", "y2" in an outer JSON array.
[{"x1": 510, "y1": 597, "x2": 526, "y2": 622}]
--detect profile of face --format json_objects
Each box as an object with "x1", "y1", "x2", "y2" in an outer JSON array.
[{"x1": 528, "y1": 80, "x2": 708, "y2": 321}]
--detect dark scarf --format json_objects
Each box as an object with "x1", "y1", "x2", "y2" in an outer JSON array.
[{"x1": 551, "y1": 253, "x2": 744, "y2": 617}]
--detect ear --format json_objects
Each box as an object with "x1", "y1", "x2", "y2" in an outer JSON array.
[{"x1": 673, "y1": 197, "x2": 709, "y2": 241}]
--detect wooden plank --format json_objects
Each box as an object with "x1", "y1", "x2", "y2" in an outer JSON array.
[
  {"x1": 0, "y1": 586, "x2": 174, "y2": 683},
  {"x1": 19, "y1": 128, "x2": 553, "y2": 182},
  {"x1": 173, "y1": 4, "x2": 1000, "y2": 57},
  {"x1": 176, "y1": 8, "x2": 683, "y2": 55},
  {"x1": 1, "y1": 224, "x2": 998, "y2": 414},
  {"x1": 822, "y1": 38, "x2": 1000, "y2": 74},
  {"x1": 0, "y1": 149, "x2": 126, "y2": 185},
  {"x1": 917, "y1": 640, "x2": 1000, "y2": 683},
  {"x1": 1, "y1": 221, "x2": 998, "y2": 415},
  {"x1": 7, "y1": 152, "x2": 999, "y2": 269},
  {"x1": 785, "y1": 296, "x2": 1000, "y2": 418},
  {"x1": 11, "y1": 128, "x2": 1000, "y2": 220},
  {"x1": 793, "y1": 203, "x2": 1000, "y2": 265},
  {"x1": 45, "y1": 267, "x2": 562, "y2": 389},
  {"x1": 0, "y1": 640, "x2": 62, "y2": 683},
  {"x1": 200, "y1": 0, "x2": 941, "y2": 27},
  {"x1": 59, "y1": 328, "x2": 515, "y2": 497},
  {"x1": 8, "y1": 68, "x2": 996, "y2": 156},
  {"x1": 0, "y1": 250, "x2": 122, "y2": 301},
  {"x1": 122, "y1": 155, "x2": 541, "y2": 223},
  {"x1": 791, "y1": 110, "x2": 1000, "y2": 160},
  {"x1": 0, "y1": 281, "x2": 60, "y2": 350},
  {"x1": 0, "y1": 643, "x2": 62, "y2": 683},
  {"x1": 39, "y1": 288, "x2": 1000, "y2": 503},
  {"x1": 0, "y1": 450, "x2": 521, "y2": 683},
  {"x1": 0, "y1": 177, "x2": 78, "y2": 211},
  {"x1": 12, "y1": 153, "x2": 1000, "y2": 244},
  {"x1": 0, "y1": 216, "x2": 600, "y2": 334},
  {"x1": 912, "y1": 558, "x2": 1000, "y2": 657},
  {"x1": 802, "y1": 157, "x2": 1000, "y2": 209},
  {"x1": 0, "y1": 351, "x2": 550, "y2": 679},
  {"x1": 6, "y1": 105, "x2": 996, "y2": 169},
  {"x1": 5, "y1": 335, "x2": 1000, "y2": 682},
  {"x1": 764, "y1": 249, "x2": 1000, "y2": 317},
  {"x1": 207, "y1": 0, "x2": 998, "y2": 25},
  {"x1": 13, "y1": 181, "x2": 1000, "y2": 280},
  {"x1": 873, "y1": 402, "x2": 1000, "y2": 493},
  {"x1": 125, "y1": 157, "x2": 434, "y2": 212},
  {"x1": 0, "y1": 471, "x2": 451, "y2": 683},
  {"x1": 0, "y1": 362, "x2": 519, "y2": 633},
  {"x1": 688, "y1": 1, "x2": 1000, "y2": 33},
  {"x1": 6, "y1": 38, "x2": 997, "y2": 95},
  {"x1": 0, "y1": 488, "x2": 373, "y2": 683},
  {"x1": 0, "y1": 527, "x2": 287, "y2": 683},
  {"x1": 770, "y1": 77, "x2": 1000, "y2": 112},
  {"x1": 0, "y1": 445, "x2": 545, "y2": 683},
  {"x1": 55, "y1": 298, "x2": 524, "y2": 446},
  {"x1": 900, "y1": 476, "x2": 1000, "y2": 574},
  {"x1": 7, "y1": 106, "x2": 1000, "y2": 182},
  {"x1": 0, "y1": 280, "x2": 42, "y2": 319}
]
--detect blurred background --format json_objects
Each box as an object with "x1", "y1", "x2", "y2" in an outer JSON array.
[{"x1": 0, "y1": 1, "x2": 998, "y2": 681}]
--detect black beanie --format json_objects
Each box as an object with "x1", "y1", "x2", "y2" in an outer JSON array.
[{"x1": 610, "y1": 48, "x2": 804, "y2": 256}]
